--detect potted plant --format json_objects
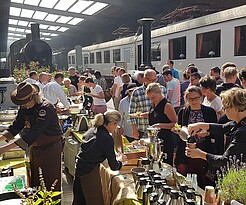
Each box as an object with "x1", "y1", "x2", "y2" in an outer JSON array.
[
  {"x1": 216, "y1": 155, "x2": 246, "y2": 204},
  {"x1": 13, "y1": 167, "x2": 62, "y2": 205}
]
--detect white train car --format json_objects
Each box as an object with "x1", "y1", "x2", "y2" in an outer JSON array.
[{"x1": 68, "y1": 5, "x2": 246, "y2": 75}]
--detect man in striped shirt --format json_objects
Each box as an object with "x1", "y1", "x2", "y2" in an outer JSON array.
[{"x1": 129, "y1": 69, "x2": 167, "y2": 139}]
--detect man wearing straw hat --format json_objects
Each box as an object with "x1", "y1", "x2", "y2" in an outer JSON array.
[{"x1": 0, "y1": 82, "x2": 63, "y2": 192}]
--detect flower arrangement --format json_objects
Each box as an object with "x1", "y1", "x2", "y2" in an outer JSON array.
[
  {"x1": 13, "y1": 61, "x2": 50, "y2": 84},
  {"x1": 13, "y1": 61, "x2": 69, "y2": 84},
  {"x1": 13, "y1": 167, "x2": 62, "y2": 205},
  {"x1": 216, "y1": 155, "x2": 246, "y2": 204}
]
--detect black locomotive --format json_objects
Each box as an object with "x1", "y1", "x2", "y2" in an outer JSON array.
[{"x1": 8, "y1": 23, "x2": 53, "y2": 73}]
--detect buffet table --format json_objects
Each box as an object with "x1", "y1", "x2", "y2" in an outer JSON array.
[
  {"x1": 100, "y1": 160, "x2": 141, "y2": 205},
  {"x1": 0, "y1": 158, "x2": 30, "y2": 201}
]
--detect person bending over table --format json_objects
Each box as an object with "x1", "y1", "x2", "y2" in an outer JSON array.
[
  {"x1": 186, "y1": 88, "x2": 246, "y2": 169},
  {"x1": 0, "y1": 82, "x2": 63, "y2": 191},
  {"x1": 72, "y1": 110, "x2": 127, "y2": 205}
]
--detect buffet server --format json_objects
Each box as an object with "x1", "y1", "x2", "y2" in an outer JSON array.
[{"x1": 0, "y1": 82, "x2": 63, "y2": 191}]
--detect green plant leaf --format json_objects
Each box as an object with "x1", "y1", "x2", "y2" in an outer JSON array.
[
  {"x1": 37, "y1": 190, "x2": 45, "y2": 198},
  {"x1": 51, "y1": 191, "x2": 62, "y2": 197},
  {"x1": 53, "y1": 199, "x2": 61, "y2": 205},
  {"x1": 34, "y1": 198, "x2": 43, "y2": 205}
]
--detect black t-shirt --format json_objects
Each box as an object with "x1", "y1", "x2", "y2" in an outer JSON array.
[
  {"x1": 215, "y1": 83, "x2": 239, "y2": 96},
  {"x1": 69, "y1": 75, "x2": 79, "y2": 90},
  {"x1": 75, "y1": 126, "x2": 122, "y2": 176}
]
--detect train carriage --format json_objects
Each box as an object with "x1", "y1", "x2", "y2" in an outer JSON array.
[{"x1": 68, "y1": 5, "x2": 246, "y2": 75}]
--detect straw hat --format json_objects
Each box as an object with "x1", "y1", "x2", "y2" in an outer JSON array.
[{"x1": 11, "y1": 82, "x2": 40, "y2": 105}]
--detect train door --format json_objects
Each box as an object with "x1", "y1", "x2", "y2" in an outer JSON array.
[{"x1": 123, "y1": 47, "x2": 133, "y2": 70}]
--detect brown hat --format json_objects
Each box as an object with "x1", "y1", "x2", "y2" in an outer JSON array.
[{"x1": 11, "y1": 82, "x2": 40, "y2": 105}]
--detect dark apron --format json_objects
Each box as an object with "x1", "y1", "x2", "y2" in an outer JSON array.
[{"x1": 30, "y1": 134, "x2": 63, "y2": 191}]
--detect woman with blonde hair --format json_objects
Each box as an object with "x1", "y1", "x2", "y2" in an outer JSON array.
[
  {"x1": 186, "y1": 88, "x2": 246, "y2": 168},
  {"x1": 146, "y1": 83, "x2": 177, "y2": 165},
  {"x1": 72, "y1": 110, "x2": 127, "y2": 205}
]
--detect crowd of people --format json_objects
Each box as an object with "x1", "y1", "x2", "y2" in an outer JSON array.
[{"x1": 0, "y1": 59, "x2": 246, "y2": 205}]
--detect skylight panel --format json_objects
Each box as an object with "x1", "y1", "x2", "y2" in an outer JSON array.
[
  {"x1": 9, "y1": 27, "x2": 16, "y2": 31},
  {"x1": 69, "y1": 1, "x2": 94, "y2": 13},
  {"x1": 11, "y1": 0, "x2": 24, "y2": 3},
  {"x1": 15, "y1": 33, "x2": 23, "y2": 37},
  {"x1": 39, "y1": 0, "x2": 58, "y2": 8},
  {"x1": 39, "y1": 24, "x2": 49, "y2": 29},
  {"x1": 16, "y1": 28, "x2": 25, "y2": 32},
  {"x1": 50, "y1": 33, "x2": 58, "y2": 37},
  {"x1": 25, "y1": 29, "x2": 31, "y2": 33},
  {"x1": 18, "y1": 20, "x2": 29, "y2": 26},
  {"x1": 9, "y1": 19, "x2": 18, "y2": 25},
  {"x1": 82, "y1": 2, "x2": 108, "y2": 15},
  {"x1": 9, "y1": 7, "x2": 21, "y2": 16},
  {"x1": 32, "y1": 11, "x2": 48, "y2": 20},
  {"x1": 68, "y1": 17, "x2": 84, "y2": 25},
  {"x1": 56, "y1": 16, "x2": 73, "y2": 24},
  {"x1": 8, "y1": 33, "x2": 15, "y2": 36},
  {"x1": 41, "y1": 32, "x2": 51, "y2": 36},
  {"x1": 54, "y1": 0, "x2": 76, "y2": 11},
  {"x1": 48, "y1": 26, "x2": 60, "y2": 31},
  {"x1": 58, "y1": 27, "x2": 69, "y2": 32},
  {"x1": 20, "y1": 9, "x2": 35, "y2": 18},
  {"x1": 24, "y1": 0, "x2": 40, "y2": 6},
  {"x1": 45, "y1": 14, "x2": 59, "y2": 22}
]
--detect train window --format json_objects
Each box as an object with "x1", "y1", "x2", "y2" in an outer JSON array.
[
  {"x1": 90, "y1": 53, "x2": 95, "y2": 64},
  {"x1": 235, "y1": 25, "x2": 246, "y2": 56},
  {"x1": 169, "y1": 37, "x2": 186, "y2": 60},
  {"x1": 84, "y1": 56, "x2": 89, "y2": 65},
  {"x1": 196, "y1": 30, "x2": 221, "y2": 58},
  {"x1": 96, "y1": 52, "x2": 102, "y2": 63},
  {"x1": 104, "y1": 50, "x2": 110, "y2": 63},
  {"x1": 72, "y1": 56, "x2": 75, "y2": 64},
  {"x1": 113, "y1": 49, "x2": 121, "y2": 62},
  {"x1": 151, "y1": 42, "x2": 161, "y2": 61}
]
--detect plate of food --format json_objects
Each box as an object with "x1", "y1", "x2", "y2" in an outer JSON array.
[{"x1": 129, "y1": 112, "x2": 142, "y2": 118}]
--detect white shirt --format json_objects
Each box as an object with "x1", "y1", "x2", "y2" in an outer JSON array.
[
  {"x1": 167, "y1": 78, "x2": 180, "y2": 107},
  {"x1": 119, "y1": 96, "x2": 133, "y2": 138},
  {"x1": 23, "y1": 78, "x2": 38, "y2": 84},
  {"x1": 43, "y1": 81, "x2": 70, "y2": 108},
  {"x1": 114, "y1": 76, "x2": 122, "y2": 98},
  {"x1": 203, "y1": 96, "x2": 223, "y2": 119},
  {"x1": 90, "y1": 85, "x2": 106, "y2": 106}
]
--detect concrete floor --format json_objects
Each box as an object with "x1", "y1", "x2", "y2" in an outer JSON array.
[{"x1": 61, "y1": 165, "x2": 74, "y2": 205}]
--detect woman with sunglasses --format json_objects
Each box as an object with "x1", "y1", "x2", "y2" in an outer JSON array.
[
  {"x1": 72, "y1": 110, "x2": 127, "y2": 205},
  {"x1": 186, "y1": 88, "x2": 246, "y2": 170},
  {"x1": 174, "y1": 86, "x2": 218, "y2": 189}
]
